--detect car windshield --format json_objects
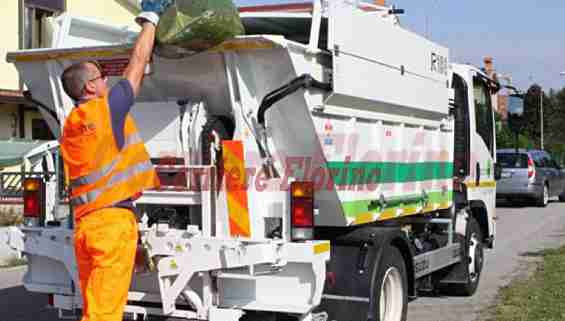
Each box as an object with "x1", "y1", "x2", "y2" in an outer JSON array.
[{"x1": 498, "y1": 153, "x2": 528, "y2": 168}]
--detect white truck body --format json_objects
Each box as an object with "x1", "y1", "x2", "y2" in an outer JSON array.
[{"x1": 7, "y1": 2, "x2": 497, "y2": 321}]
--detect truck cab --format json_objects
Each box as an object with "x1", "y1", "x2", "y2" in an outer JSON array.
[{"x1": 452, "y1": 64, "x2": 498, "y2": 248}]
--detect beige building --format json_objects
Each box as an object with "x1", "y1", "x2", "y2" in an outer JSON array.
[{"x1": 0, "y1": 0, "x2": 139, "y2": 141}]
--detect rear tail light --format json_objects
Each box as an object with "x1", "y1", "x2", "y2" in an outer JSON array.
[
  {"x1": 23, "y1": 178, "x2": 45, "y2": 226},
  {"x1": 291, "y1": 182, "x2": 314, "y2": 240},
  {"x1": 47, "y1": 294, "x2": 54, "y2": 307},
  {"x1": 527, "y1": 157, "x2": 535, "y2": 179}
]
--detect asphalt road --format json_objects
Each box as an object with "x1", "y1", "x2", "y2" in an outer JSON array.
[
  {"x1": 408, "y1": 200, "x2": 565, "y2": 321},
  {"x1": 1, "y1": 201, "x2": 565, "y2": 321}
]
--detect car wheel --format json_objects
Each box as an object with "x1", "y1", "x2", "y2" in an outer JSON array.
[{"x1": 536, "y1": 184, "x2": 549, "y2": 207}]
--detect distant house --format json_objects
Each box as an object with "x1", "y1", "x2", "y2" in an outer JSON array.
[
  {"x1": 0, "y1": 0, "x2": 140, "y2": 141},
  {"x1": 483, "y1": 57, "x2": 511, "y2": 121},
  {"x1": 497, "y1": 94, "x2": 508, "y2": 121}
]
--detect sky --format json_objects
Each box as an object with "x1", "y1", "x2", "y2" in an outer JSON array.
[{"x1": 236, "y1": 0, "x2": 565, "y2": 91}]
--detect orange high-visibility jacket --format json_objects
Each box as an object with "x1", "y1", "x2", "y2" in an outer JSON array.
[{"x1": 60, "y1": 96, "x2": 159, "y2": 219}]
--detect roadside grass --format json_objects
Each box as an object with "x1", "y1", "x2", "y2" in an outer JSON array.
[
  {"x1": 485, "y1": 246, "x2": 565, "y2": 321},
  {"x1": 0, "y1": 207, "x2": 23, "y2": 227}
]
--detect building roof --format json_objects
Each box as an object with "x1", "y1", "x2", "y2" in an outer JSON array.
[{"x1": 0, "y1": 89, "x2": 31, "y2": 105}]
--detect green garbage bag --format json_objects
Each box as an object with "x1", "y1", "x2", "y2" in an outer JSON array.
[{"x1": 156, "y1": 0, "x2": 245, "y2": 53}]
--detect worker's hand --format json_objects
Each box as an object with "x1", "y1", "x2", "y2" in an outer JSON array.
[{"x1": 135, "y1": 0, "x2": 173, "y2": 26}]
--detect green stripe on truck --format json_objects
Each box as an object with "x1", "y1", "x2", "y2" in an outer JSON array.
[
  {"x1": 341, "y1": 190, "x2": 453, "y2": 221},
  {"x1": 326, "y1": 161, "x2": 453, "y2": 185}
]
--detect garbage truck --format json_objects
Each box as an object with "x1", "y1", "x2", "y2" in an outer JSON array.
[{"x1": 6, "y1": 1, "x2": 500, "y2": 321}]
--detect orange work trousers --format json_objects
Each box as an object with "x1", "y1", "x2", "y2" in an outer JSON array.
[{"x1": 74, "y1": 207, "x2": 138, "y2": 321}]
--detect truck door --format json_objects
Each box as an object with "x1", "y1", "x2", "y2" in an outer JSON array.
[{"x1": 471, "y1": 76, "x2": 495, "y2": 186}]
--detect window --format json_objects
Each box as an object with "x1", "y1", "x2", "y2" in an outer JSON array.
[
  {"x1": 473, "y1": 77, "x2": 495, "y2": 156},
  {"x1": 26, "y1": 0, "x2": 65, "y2": 11},
  {"x1": 23, "y1": 0, "x2": 65, "y2": 49},
  {"x1": 452, "y1": 74, "x2": 470, "y2": 177},
  {"x1": 497, "y1": 153, "x2": 528, "y2": 169},
  {"x1": 531, "y1": 152, "x2": 544, "y2": 167},
  {"x1": 542, "y1": 152, "x2": 558, "y2": 169}
]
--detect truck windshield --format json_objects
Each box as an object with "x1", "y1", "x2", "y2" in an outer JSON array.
[{"x1": 497, "y1": 153, "x2": 528, "y2": 168}]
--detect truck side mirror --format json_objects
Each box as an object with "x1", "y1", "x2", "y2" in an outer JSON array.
[
  {"x1": 507, "y1": 94, "x2": 524, "y2": 117},
  {"x1": 494, "y1": 163, "x2": 503, "y2": 180},
  {"x1": 507, "y1": 94, "x2": 525, "y2": 134}
]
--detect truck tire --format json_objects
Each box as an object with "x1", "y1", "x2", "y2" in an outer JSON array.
[
  {"x1": 535, "y1": 183, "x2": 549, "y2": 207},
  {"x1": 449, "y1": 217, "x2": 484, "y2": 296},
  {"x1": 372, "y1": 246, "x2": 407, "y2": 321}
]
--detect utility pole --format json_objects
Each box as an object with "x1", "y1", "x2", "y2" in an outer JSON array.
[
  {"x1": 540, "y1": 85, "x2": 543, "y2": 150},
  {"x1": 530, "y1": 75, "x2": 544, "y2": 150}
]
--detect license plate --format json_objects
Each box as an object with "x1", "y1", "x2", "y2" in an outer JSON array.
[{"x1": 501, "y1": 172, "x2": 512, "y2": 178}]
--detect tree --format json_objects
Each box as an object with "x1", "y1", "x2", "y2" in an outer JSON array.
[
  {"x1": 523, "y1": 84, "x2": 545, "y2": 147},
  {"x1": 495, "y1": 113, "x2": 536, "y2": 150},
  {"x1": 495, "y1": 84, "x2": 565, "y2": 164},
  {"x1": 545, "y1": 87, "x2": 565, "y2": 165},
  {"x1": 496, "y1": 84, "x2": 565, "y2": 162}
]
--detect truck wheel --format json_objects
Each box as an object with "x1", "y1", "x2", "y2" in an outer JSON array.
[
  {"x1": 372, "y1": 246, "x2": 407, "y2": 321},
  {"x1": 535, "y1": 183, "x2": 549, "y2": 207},
  {"x1": 452, "y1": 217, "x2": 484, "y2": 296}
]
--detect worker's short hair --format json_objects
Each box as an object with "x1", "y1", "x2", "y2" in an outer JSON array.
[{"x1": 61, "y1": 61, "x2": 102, "y2": 101}]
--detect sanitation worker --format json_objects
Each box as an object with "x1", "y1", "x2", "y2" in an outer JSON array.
[{"x1": 59, "y1": 1, "x2": 171, "y2": 320}]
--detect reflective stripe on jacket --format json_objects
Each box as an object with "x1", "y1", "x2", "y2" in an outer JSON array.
[{"x1": 60, "y1": 96, "x2": 159, "y2": 219}]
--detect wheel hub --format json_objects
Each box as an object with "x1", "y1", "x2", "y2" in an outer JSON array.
[
  {"x1": 544, "y1": 186, "x2": 549, "y2": 205},
  {"x1": 379, "y1": 267, "x2": 404, "y2": 321},
  {"x1": 468, "y1": 233, "x2": 482, "y2": 282}
]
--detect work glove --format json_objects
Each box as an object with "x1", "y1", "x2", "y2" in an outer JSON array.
[{"x1": 135, "y1": 0, "x2": 174, "y2": 26}]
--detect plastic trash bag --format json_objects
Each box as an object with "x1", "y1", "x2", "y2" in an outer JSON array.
[{"x1": 156, "y1": 0, "x2": 244, "y2": 55}]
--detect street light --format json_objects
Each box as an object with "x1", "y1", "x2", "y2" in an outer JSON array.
[{"x1": 540, "y1": 85, "x2": 543, "y2": 150}]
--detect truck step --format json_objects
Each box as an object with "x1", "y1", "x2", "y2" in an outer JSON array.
[{"x1": 136, "y1": 190, "x2": 202, "y2": 205}]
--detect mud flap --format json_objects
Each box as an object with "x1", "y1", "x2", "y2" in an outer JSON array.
[{"x1": 314, "y1": 226, "x2": 414, "y2": 321}]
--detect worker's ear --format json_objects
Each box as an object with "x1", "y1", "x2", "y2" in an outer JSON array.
[{"x1": 83, "y1": 80, "x2": 97, "y2": 96}]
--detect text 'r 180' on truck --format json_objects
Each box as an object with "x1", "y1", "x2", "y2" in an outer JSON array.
[{"x1": 7, "y1": 1, "x2": 501, "y2": 321}]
